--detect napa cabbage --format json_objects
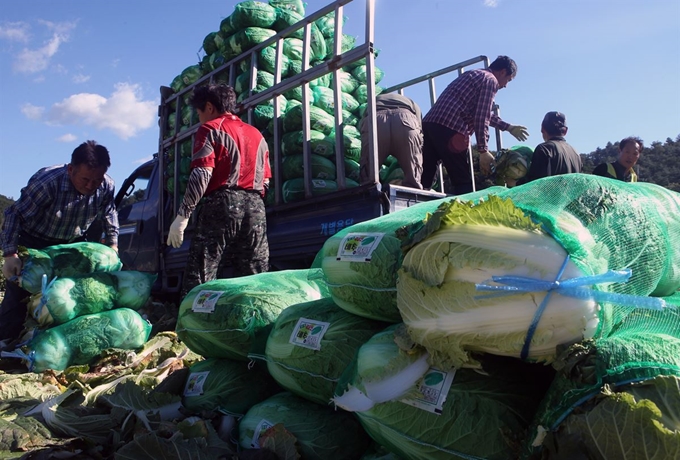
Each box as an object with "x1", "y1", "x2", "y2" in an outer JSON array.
[
  {"x1": 397, "y1": 195, "x2": 600, "y2": 369},
  {"x1": 259, "y1": 297, "x2": 388, "y2": 405},
  {"x1": 239, "y1": 392, "x2": 371, "y2": 460}
]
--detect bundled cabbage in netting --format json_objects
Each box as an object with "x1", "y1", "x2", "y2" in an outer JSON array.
[
  {"x1": 226, "y1": 27, "x2": 277, "y2": 57},
  {"x1": 175, "y1": 269, "x2": 331, "y2": 360},
  {"x1": 269, "y1": 0, "x2": 306, "y2": 16},
  {"x1": 524, "y1": 301, "x2": 680, "y2": 458},
  {"x1": 7, "y1": 308, "x2": 151, "y2": 372},
  {"x1": 281, "y1": 178, "x2": 341, "y2": 202},
  {"x1": 351, "y1": 362, "x2": 552, "y2": 460},
  {"x1": 182, "y1": 358, "x2": 280, "y2": 416},
  {"x1": 333, "y1": 324, "x2": 554, "y2": 460},
  {"x1": 282, "y1": 104, "x2": 336, "y2": 135},
  {"x1": 397, "y1": 174, "x2": 680, "y2": 369},
  {"x1": 239, "y1": 391, "x2": 371, "y2": 459},
  {"x1": 536, "y1": 375, "x2": 680, "y2": 460},
  {"x1": 494, "y1": 145, "x2": 534, "y2": 185},
  {"x1": 229, "y1": 1, "x2": 277, "y2": 29},
  {"x1": 320, "y1": 188, "x2": 503, "y2": 322},
  {"x1": 26, "y1": 271, "x2": 157, "y2": 327},
  {"x1": 256, "y1": 297, "x2": 388, "y2": 405},
  {"x1": 332, "y1": 324, "x2": 432, "y2": 413},
  {"x1": 19, "y1": 242, "x2": 122, "y2": 294},
  {"x1": 281, "y1": 153, "x2": 336, "y2": 180}
]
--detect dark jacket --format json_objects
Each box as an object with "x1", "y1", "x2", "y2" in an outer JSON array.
[{"x1": 520, "y1": 136, "x2": 582, "y2": 184}]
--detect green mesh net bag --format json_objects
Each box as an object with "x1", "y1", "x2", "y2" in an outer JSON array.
[
  {"x1": 396, "y1": 174, "x2": 678, "y2": 369},
  {"x1": 19, "y1": 242, "x2": 122, "y2": 294},
  {"x1": 281, "y1": 153, "x2": 337, "y2": 181},
  {"x1": 281, "y1": 178, "x2": 340, "y2": 203},
  {"x1": 268, "y1": 0, "x2": 306, "y2": 16},
  {"x1": 280, "y1": 129, "x2": 326, "y2": 156},
  {"x1": 226, "y1": 27, "x2": 277, "y2": 57},
  {"x1": 229, "y1": 1, "x2": 277, "y2": 30},
  {"x1": 523, "y1": 300, "x2": 680, "y2": 458},
  {"x1": 175, "y1": 269, "x2": 331, "y2": 360},
  {"x1": 26, "y1": 271, "x2": 157, "y2": 327},
  {"x1": 320, "y1": 187, "x2": 505, "y2": 323},
  {"x1": 4, "y1": 308, "x2": 151, "y2": 372},
  {"x1": 251, "y1": 297, "x2": 388, "y2": 406},
  {"x1": 331, "y1": 324, "x2": 555, "y2": 460},
  {"x1": 238, "y1": 392, "x2": 371, "y2": 459},
  {"x1": 182, "y1": 358, "x2": 280, "y2": 417},
  {"x1": 312, "y1": 86, "x2": 360, "y2": 115},
  {"x1": 282, "y1": 104, "x2": 336, "y2": 135}
]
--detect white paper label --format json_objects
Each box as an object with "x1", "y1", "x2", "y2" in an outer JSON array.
[
  {"x1": 192, "y1": 290, "x2": 223, "y2": 313},
  {"x1": 183, "y1": 371, "x2": 210, "y2": 397},
  {"x1": 400, "y1": 367, "x2": 456, "y2": 415},
  {"x1": 336, "y1": 232, "x2": 385, "y2": 261},
  {"x1": 289, "y1": 317, "x2": 330, "y2": 351}
]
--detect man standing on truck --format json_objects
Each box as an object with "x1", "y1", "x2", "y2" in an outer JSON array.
[
  {"x1": 166, "y1": 83, "x2": 271, "y2": 298},
  {"x1": 0, "y1": 140, "x2": 118, "y2": 346},
  {"x1": 359, "y1": 92, "x2": 424, "y2": 189},
  {"x1": 512, "y1": 111, "x2": 582, "y2": 185},
  {"x1": 420, "y1": 55, "x2": 529, "y2": 194}
]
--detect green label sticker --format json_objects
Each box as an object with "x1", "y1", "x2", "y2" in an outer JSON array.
[
  {"x1": 183, "y1": 371, "x2": 210, "y2": 397},
  {"x1": 192, "y1": 290, "x2": 223, "y2": 313},
  {"x1": 252, "y1": 418, "x2": 275, "y2": 448},
  {"x1": 400, "y1": 367, "x2": 456, "y2": 415},
  {"x1": 336, "y1": 232, "x2": 385, "y2": 262},
  {"x1": 289, "y1": 317, "x2": 330, "y2": 350}
]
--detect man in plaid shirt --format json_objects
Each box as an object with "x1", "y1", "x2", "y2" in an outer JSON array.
[
  {"x1": 0, "y1": 140, "x2": 118, "y2": 345},
  {"x1": 421, "y1": 55, "x2": 529, "y2": 194}
]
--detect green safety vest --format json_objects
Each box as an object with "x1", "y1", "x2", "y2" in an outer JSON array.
[{"x1": 607, "y1": 163, "x2": 637, "y2": 182}]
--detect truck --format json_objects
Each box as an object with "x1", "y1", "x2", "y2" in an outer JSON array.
[{"x1": 113, "y1": 0, "x2": 503, "y2": 300}]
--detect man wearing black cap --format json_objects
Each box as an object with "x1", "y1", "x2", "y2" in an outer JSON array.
[{"x1": 515, "y1": 111, "x2": 582, "y2": 185}]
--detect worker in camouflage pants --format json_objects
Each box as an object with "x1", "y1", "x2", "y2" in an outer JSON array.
[
  {"x1": 181, "y1": 188, "x2": 269, "y2": 298},
  {"x1": 166, "y1": 83, "x2": 271, "y2": 300}
]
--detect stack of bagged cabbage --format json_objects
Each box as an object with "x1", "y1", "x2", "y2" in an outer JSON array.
[
  {"x1": 1, "y1": 242, "x2": 154, "y2": 372},
  {"x1": 164, "y1": 0, "x2": 405, "y2": 204},
  {"x1": 173, "y1": 174, "x2": 680, "y2": 459}
]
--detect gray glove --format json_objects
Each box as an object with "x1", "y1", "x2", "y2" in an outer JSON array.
[{"x1": 508, "y1": 125, "x2": 529, "y2": 142}]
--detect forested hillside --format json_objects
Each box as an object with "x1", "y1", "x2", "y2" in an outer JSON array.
[
  {"x1": 0, "y1": 194, "x2": 14, "y2": 229},
  {"x1": 582, "y1": 135, "x2": 680, "y2": 191}
]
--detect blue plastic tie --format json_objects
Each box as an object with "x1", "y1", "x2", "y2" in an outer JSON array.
[
  {"x1": 34, "y1": 275, "x2": 57, "y2": 321},
  {"x1": 475, "y1": 255, "x2": 667, "y2": 361}
]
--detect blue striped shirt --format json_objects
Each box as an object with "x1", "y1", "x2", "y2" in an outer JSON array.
[{"x1": 1, "y1": 164, "x2": 118, "y2": 254}]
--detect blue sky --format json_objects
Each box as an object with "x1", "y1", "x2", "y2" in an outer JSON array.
[{"x1": 1, "y1": 0, "x2": 678, "y2": 199}]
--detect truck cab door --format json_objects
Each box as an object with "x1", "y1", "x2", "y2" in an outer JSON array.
[{"x1": 115, "y1": 160, "x2": 159, "y2": 273}]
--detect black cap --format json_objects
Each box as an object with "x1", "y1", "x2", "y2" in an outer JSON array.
[{"x1": 543, "y1": 111, "x2": 567, "y2": 129}]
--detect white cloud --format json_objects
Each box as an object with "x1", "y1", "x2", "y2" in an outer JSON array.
[
  {"x1": 0, "y1": 21, "x2": 30, "y2": 42},
  {"x1": 43, "y1": 83, "x2": 157, "y2": 140},
  {"x1": 12, "y1": 20, "x2": 76, "y2": 74},
  {"x1": 57, "y1": 133, "x2": 77, "y2": 142},
  {"x1": 484, "y1": 0, "x2": 499, "y2": 7},
  {"x1": 21, "y1": 103, "x2": 44, "y2": 120},
  {"x1": 72, "y1": 73, "x2": 90, "y2": 83}
]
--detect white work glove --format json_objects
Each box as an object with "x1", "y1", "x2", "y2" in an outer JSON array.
[
  {"x1": 508, "y1": 125, "x2": 529, "y2": 142},
  {"x1": 478, "y1": 150, "x2": 496, "y2": 176},
  {"x1": 2, "y1": 254, "x2": 22, "y2": 281},
  {"x1": 167, "y1": 215, "x2": 189, "y2": 249}
]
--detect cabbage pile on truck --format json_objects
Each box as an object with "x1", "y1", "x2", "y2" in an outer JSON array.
[{"x1": 163, "y1": 0, "x2": 399, "y2": 207}]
